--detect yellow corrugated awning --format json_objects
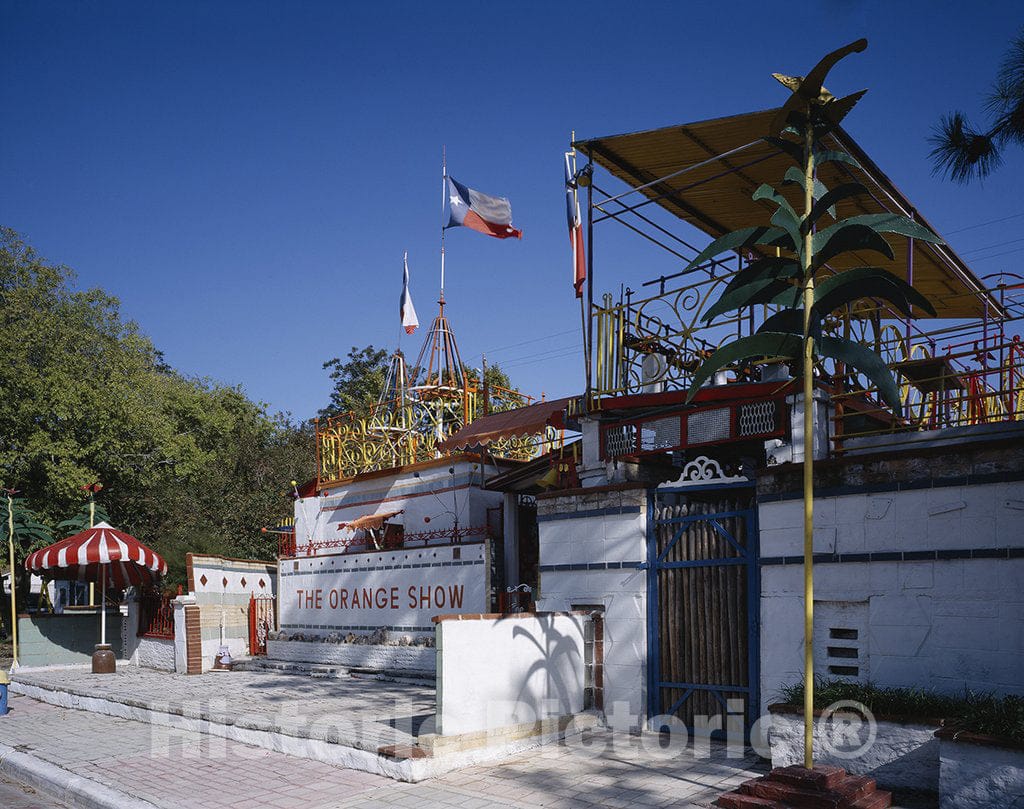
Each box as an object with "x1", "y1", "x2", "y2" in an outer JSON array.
[{"x1": 575, "y1": 108, "x2": 999, "y2": 319}]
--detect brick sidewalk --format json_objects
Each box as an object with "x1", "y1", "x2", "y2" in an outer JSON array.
[
  {"x1": 15, "y1": 666, "x2": 435, "y2": 749},
  {"x1": 2, "y1": 692, "x2": 767, "y2": 808}
]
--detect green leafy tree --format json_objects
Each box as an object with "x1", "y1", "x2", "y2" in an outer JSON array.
[
  {"x1": 56, "y1": 499, "x2": 111, "y2": 538},
  {"x1": 462, "y1": 361, "x2": 522, "y2": 418},
  {"x1": 0, "y1": 228, "x2": 314, "y2": 584},
  {"x1": 320, "y1": 346, "x2": 390, "y2": 420},
  {"x1": 685, "y1": 39, "x2": 941, "y2": 769},
  {"x1": 930, "y1": 30, "x2": 1024, "y2": 183},
  {"x1": 3, "y1": 493, "x2": 54, "y2": 626}
]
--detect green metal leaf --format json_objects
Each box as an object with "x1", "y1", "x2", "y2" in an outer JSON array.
[
  {"x1": 685, "y1": 333, "x2": 804, "y2": 402},
  {"x1": 753, "y1": 183, "x2": 800, "y2": 225},
  {"x1": 718, "y1": 257, "x2": 799, "y2": 299},
  {"x1": 771, "y1": 284, "x2": 803, "y2": 309},
  {"x1": 752, "y1": 183, "x2": 802, "y2": 254},
  {"x1": 756, "y1": 308, "x2": 821, "y2": 340},
  {"x1": 813, "y1": 149, "x2": 862, "y2": 171},
  {"x1": 770, "y1": 209, "x2": 803, "y2": 262},
  {"x1": 839, "y1": 214, "x2": 944, "y2": 244},
  {"x1": 805, "y1": 182, "x2": 869, "y2": 230},
  {"x1": 818, "y1": 335, "x2": 902, "y2": 415},
  {"x1": 812, "y1": 267, "x2": 937, "y2": 319},
  {"x1": 702, "y1": 277, "x2": 795, "y2": 322},
  {"x1": 812, "y1": 222, "x2": 895, "y2": 269},
  {"x1": 764, "y1": 136, "x2": 804, "y2": 166},
  {"x1": 782, "y1": 167, "x2": 830, "y2": 203},
  {"x1": 685, "y1": 225, "x2": 793, "y2": 272}
]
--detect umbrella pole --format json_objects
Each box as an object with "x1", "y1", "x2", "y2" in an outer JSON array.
[
  {"x1": 100, "y1": 566, "x2": 106, "y2": 646},
  {"x1": 91, "y1": 564, "x2": 114, "y2": 673}
]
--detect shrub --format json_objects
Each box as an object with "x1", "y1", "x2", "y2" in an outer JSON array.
[{"x1": 778, "y1": 680, "x2": 1024, "y2": 743}]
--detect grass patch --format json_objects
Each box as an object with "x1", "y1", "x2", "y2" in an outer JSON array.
[{"x1": 778, "y1": 679, "x2": 1024, "y2": 743}]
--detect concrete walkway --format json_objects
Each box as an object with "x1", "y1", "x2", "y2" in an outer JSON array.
[
  {"x1": 0, "y1": 691, "x2": 767, "y2": 808},
  {"x1": 14, "y1": 666, "x2": 435, "y2": 749},
  {"x1": 12, "y1": 666, "x2": 445, "y2": 779}
]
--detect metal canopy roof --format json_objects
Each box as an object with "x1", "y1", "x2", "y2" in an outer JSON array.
[
  {"x1": 575, "y1": 108, "x2": 999, "y2": 319},
  {"x1": 438, "y1": 396, "x2": 574, "y2": 452}
]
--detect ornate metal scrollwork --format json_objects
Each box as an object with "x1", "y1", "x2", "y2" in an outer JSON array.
[{"x1": 672, "y1": 455, "x2": 747, "y2": 487}]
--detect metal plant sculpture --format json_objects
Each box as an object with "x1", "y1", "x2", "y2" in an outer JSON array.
[{"x1": 684, "y1": 39, "x2": 942, "y2": 768}]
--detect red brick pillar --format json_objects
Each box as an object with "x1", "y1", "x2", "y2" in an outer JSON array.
[{"x1": 183, "y1": 605, "x2": 202, "y2": 675}]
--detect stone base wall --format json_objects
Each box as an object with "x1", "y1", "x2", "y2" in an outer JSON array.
[
  {"x1": 266, "y1": 639, "x2": 434, "y2": 674},
  {"x1": 939, "y1": 737, "x2": 1024, "y2": 808},
  {"x1": 135, "y1": 636, "x2": 175, "y2": 671}
]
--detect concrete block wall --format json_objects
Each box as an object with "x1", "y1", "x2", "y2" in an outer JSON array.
[
  {"x1": 16, "y1": 611, "x2": 124, "y2": 668},
  {"x1": 265, "y1": 639, "x2": 434, "y2": 673},
  {"x1": 186, "y1": 554, "x2": 278, "y2": 669},
  {"x1": 758, "y1": 478, "x2": 1024, "y2": 713},
  {"x1": 535, "y1": 484, "x2": 648, "y2": 727}
]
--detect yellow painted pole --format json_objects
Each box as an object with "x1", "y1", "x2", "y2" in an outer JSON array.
[
  {"x1": 88, "y1": 496, "x2": 95, "y2": 606},
  {"x1": 801, "y1": 117, "x2": 817, "y2": 770},
  {"x1": 7, "y1": 493, "x2": 17, "y2": 669}
]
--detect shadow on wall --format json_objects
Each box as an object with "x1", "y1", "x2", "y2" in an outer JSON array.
[
  {"x1": 436, "y1": 611, "x2": 587, "y2": 736},
  {"x1": 510, "y1": 612, "x2": 585, "y2": 718},
  {"x1": 17, "y1": 611, "x2": 123, "y2": 668}
]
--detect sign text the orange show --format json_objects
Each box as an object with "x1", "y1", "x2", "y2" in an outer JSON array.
[{"x1": 295, "y1": 584, "x2": 465, "y2": 612}]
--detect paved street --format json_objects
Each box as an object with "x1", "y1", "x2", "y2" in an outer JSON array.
[
  {"x1": 0, "y1": 776, "x2": 68, "y2": 809},
  {"x1": 1, "y1": 692, "x2": 766, "y2": 808}
]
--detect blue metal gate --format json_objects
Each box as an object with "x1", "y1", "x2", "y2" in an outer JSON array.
[{"x1": 646, "y1": 483, "x2": 759, "y2": 736}]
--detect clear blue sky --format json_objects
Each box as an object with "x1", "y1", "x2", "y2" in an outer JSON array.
[{"x1": 3, "y1": 1, "x2": 1022, "y2": 421}]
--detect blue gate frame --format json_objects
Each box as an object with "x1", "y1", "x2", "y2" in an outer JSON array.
[{"x1": 645, "y1": 482, "x2": 760, "y2": 736}]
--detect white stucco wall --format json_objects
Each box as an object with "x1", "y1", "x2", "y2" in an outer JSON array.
[
  {"x1": 535, "y1": 486, "x2": 648, "y2": 728},
  {"x1": 279, "y1": 543, "x2": 487, "y2": 635},
  {"x1": 759, "y1": 479, "x2": 1024, "y2": 713},
  {"x1": 436, "y1": 613, "x2": 586, "y2": 736},
  {"x1": 293, "y1": 457, "x2": 507, "y2": 553}
]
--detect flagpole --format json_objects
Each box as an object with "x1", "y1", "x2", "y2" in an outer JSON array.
[
  {"x1": 571, "y1": 133, "x2": 589, "y2": 403},
  {"x1": 399, "y1": 252, "x2": 406, "y2": 349},
  {"x1": 440, "y1": 145, "x2": 447, "y2": 311},
  {"x1": 585, "y1": 145, "x2": 595, "y2": 411}
]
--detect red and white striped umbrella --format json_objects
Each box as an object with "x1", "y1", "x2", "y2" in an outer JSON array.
[{"x1": 25, "y1": 521, "x2": 167, "y2": 589}]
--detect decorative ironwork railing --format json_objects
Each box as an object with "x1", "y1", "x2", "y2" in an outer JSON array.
[
  {"x1": 592, "y1": 268, "x2": 760, "y2": 400},
  {"x1": 137, "y1": 587, "x2": 177, "y2": 639},
  {"x1": 590, "y1": 266, "x2": 1024, "y2": 443},
  {"x1": 294, "y1": 524, "x2": 492, "y2": 557},
  {"x1": 316, "y1": 385, "x2": 537, "y2": 484}
]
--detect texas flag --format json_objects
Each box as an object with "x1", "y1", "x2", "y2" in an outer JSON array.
[
  {"x1": 445, "y1": 176, "x2": 522, "y2": 239},
  {"x1": 565, "y1": 152, "x2": 586, "y2": 298},
  {"x1": 400, "y1": 252, "x2": 419, "y2": 335}
]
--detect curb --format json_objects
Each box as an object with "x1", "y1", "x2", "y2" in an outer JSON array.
[{"x1": 0, "y1": 742, "x2": 158, "y2": 809}]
